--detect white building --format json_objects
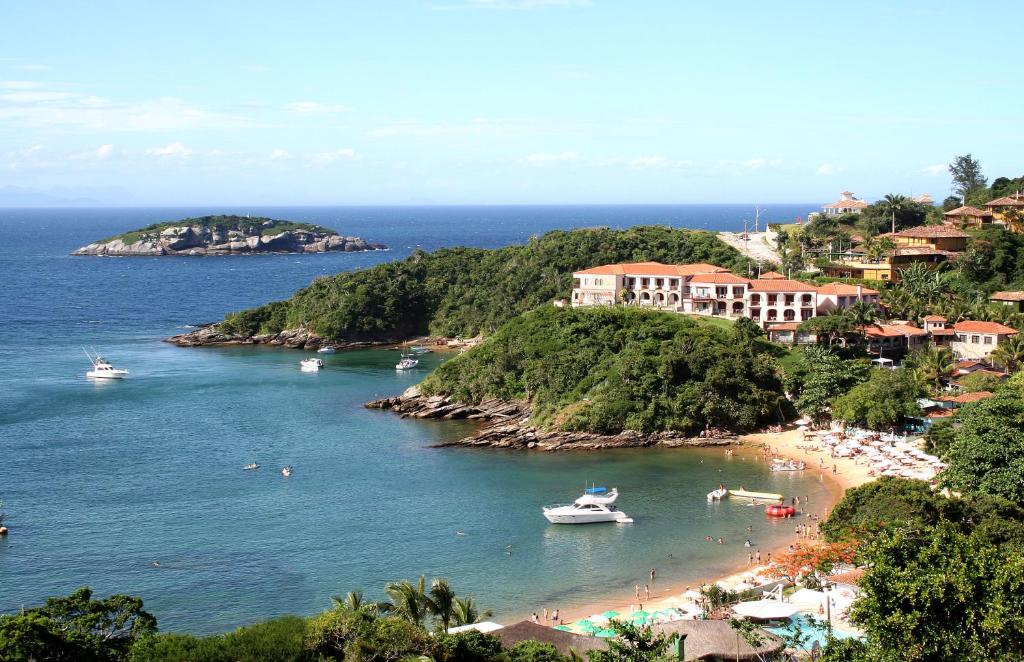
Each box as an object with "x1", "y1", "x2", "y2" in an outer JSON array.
[{"x1": 822, "y1": 191, "x2": 868, "y2": 216}]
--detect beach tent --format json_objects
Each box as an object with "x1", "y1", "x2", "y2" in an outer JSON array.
[
  {"x1": 495, "y1": 621, "x2": 608, "y2": 656},
  {"x1": 652, "y1": 620, "x2": 784, "y2": 661},
  {"x1": 446, "y1": 621, "x2": 504, "y2": 634},
  {"x1": 732, "y1": 600, "x2": 801, "y2": 620}
]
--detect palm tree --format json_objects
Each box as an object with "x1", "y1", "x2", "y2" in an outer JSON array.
[
  {"x1": 451, "y1": 596, "x2": 493, "y2": 627},
  {"x1": 386, "y1": 576, "x2": 429, "y2": 625},
  {"x1": 844, "y1": 300, "x2": 878, "y2": 327},
  {"x1": 426, "y1": 578, "x2": 457, "y2": 631},
  {"x1": 914, "y1": 344, "x2": 955, "y2": 393},
  {"x1": 880, "y1": 193, "x2": 908, "y2": 234},
  {"x1": 331, "y1": 590, "x2": 366, "y2": 612},
  {"x1": 991, "y1": 333, "x2": 1024, "y2": 373}
]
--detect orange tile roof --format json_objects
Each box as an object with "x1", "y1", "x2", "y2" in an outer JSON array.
[
  {"x1": 923, "y1": 315, "x2": 947, "y2": 322},
  {"x1": 767, "y1": 322, "x2": 801, "y2": 331},
  {"x1": 759, "y1": 271, "x2": 785, "y2": 279},
  {"x1": 574, "y1": 262, "x2": 727, "y2": 276},
  {"x1": 816, "y1": 283, "x2": 880, "y2": 296},
  {"x1": 688, "y1": 273, "x2": 751, "y2": 285},
  {"x1": 891, "y1": 322, "x2": 930, "y2": 337},
  {"x1": 748, "y1": 279, "x2": 818, "y2": 292},
  {"x1": 928, "y1": 410, "x2": 954, "y2": 418},
  {"x1": 896, "y1": 225, "x2": 970, "y2": 238},
  {"x1": 929, "y1": 328, "x2": 955, "y2": 335},
  {"x1": 944, "y1": 205, "x2": 992, "y2": 217},
  {"x1": 828, "y1": 568, "x2": 865, "y2": 585},
  {"x1": 888, "y1": 247, "x2": 961, "y2": 257},
  {"x1": 943, "y1": 391, "x2": 995, "y2": 404},
  {"x1": 991, "y1": 291, "x2": 1024, "y2": 302},
  {"x1": 987, "y1": 196, "x2": 1024, "y2": 207},
  {"x1": 953, "y1": 320, "x2": 1019, "y2": 335},
  {"x1": 956, "y1": 360, "x2": 984, "y2": 370},
  {"x1": 824, "y1": 199, "x2": 869, "y2": 210},
  {"x1": 862, "y1": 324, "x2": 906, "y2": 338}
]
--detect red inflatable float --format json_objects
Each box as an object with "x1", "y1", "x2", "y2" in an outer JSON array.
[{"x1": 764, "y1": 504, "x2": 795, "y2": 517}]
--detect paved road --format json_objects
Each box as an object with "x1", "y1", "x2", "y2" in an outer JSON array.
[{"x1": 717, "y1": 228, "x2": 781, "y2": 264}]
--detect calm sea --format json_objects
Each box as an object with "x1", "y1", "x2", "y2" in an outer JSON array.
[{"x1": 0, "y1": 205, "x2": 833, "y2": 634}]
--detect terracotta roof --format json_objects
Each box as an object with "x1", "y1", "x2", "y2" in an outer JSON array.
[
  {"x1": 767, "y1": 322, "x2": 801, "y2": 331},
  {"x1": 923, "y1": 315, "x2": 947, "y2": 322},
  {"x1": 688, "y1": 273, "x2": 752, "y2": 285},
  {"x1": 991, "y1": 291, "x2": 1024, "y2": 302},
  {"x1": 824, "y1": 199, "x2": 869, "y2": 210},
  {"x1": 987, "y1": 196, "x2": 1024, "y2": 207},
  {"x1": 862, "y1": 324, "x2": 906, "y2": 338},
  {"x1": 574, "y1": 262, "x2": 729, "y2": 276},
  {"x1": 953, "y1": 320, "x2": 1019, "y2": 335},
  {"x1": 973, "y1": 369, "x2": 1009, "y2": 379},
  {"x1": 895, "y1": 226, "x2": 970, "y2": 238},
  {"x1": 943, "y1": 391, "x2": 995, "y2": 404},
  {"x1": 888, "y1": 247, "x2": 960, "y2": 257},
  {"x1": 944, "y1": 205, "x2": 992, "y2": 218},
  {"x1": 892, "y1": 322, "x2": 929, "y2": 337},
  {"x1": 928, "y1": 410, "x2": 954, "y2": 418},
  {"x1": 748, "y1": 279, "x2": 818, "y2": 292},
  {"x1": 956, "y1": 360, "x2": 984, "y2": 370},
  {"x1": 816, "y1": 283, "x2": 880, "y2": 296},
  {"x1": 929, "y1": 328, "x2": 955, "y2": 335},
  {"x1": 828, "y1": 568, "x2": 866, "y2": 585},
  {"x1": 759, "y1": 271, "x2": 785, "y2": 279}
]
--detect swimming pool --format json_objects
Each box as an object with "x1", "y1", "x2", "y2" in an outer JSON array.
[{"x1": 765, "y1": 614, "x2": 861, "y2": 650}]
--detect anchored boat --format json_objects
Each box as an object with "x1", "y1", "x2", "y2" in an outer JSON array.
[
  {"x1": 542, "y1": 488, "x2": 632, "y2": 524},
  {"x1": 728, "y1": 489, "x2": 784, "y2": 503}
]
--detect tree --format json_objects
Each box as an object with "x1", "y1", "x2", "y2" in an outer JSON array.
[
  {"x1": 849, "y1": 522, "x2": 1024, "y2": 661},
  {"x1": 762, "y1": 541, "x2": 859, "y2": 584},
  {"x1": 991, "y1": 333, "x2": 1024, "y2": 372},
  {"x1": 949, "y1": 154, "x2": 988, "y2": 201},
  {"x1": 451, "y1": 597, "x2": 492, "y2": 627},
  {"x1": 787, "y1": 347, "x2": 870, "y2": 424},
  {"x1": 911, "y1": 343, "x2": 955, "y2": 394},
  {"x1": 586, "y1": 621, "x2": 678, "y2": 662},
  {"x1": 830, "y1": 368, "x2": 922, "y2": 430},
  {"x1": 505, "y1": 640, "x2": 572, "y2": 662},
  {"x1": 942, "y1": 390, "x2": 1024, "y2": 502},
  {"x1": 924, "y1": 418, "x2": 956, "y2": 457},
  {"x1": 427, "y1": 578, "x2": 457, "y2": 631},
  {"x1": 879, "y1": 194, "x2": 907, "y2": 234},
  {"x1": 385, "y1": 576, "x2": 429, "y2": 626},
  {"x1": 431, "y1": 630, "x2": 504, "y2": 662},
  {"x1": 820, "y1": 478, "x2": 954, "y2": 541}
]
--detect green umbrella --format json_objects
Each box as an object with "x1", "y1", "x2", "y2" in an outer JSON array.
[
  {"x1": 596, "y1": 628, "x2": 617, "y2": 638},
  {"x1": 601, "y1": 610, "x2": 620, "y2": 619},
  {"x1": 554, "y1": 625, "x2": 572, "y2": 632},
  {"x1": 576, "y1": 619, "x2": 595, "y2": 629}
]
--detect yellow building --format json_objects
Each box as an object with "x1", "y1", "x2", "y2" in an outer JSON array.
[
  {"x1": 821, "y1": 226, "x2": 967, "y2": 282},
  {"x1": 985, "y1": 194, "x2": 1024, "y2": 230}
]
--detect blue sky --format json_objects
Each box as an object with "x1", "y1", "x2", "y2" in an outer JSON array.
[{"x1": 1, "y1": 0, "x2": 1021, "y2": 205}]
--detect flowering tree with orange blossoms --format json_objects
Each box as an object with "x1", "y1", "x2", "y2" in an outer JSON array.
[{"x1": 761, "y1": 540, "x2": 860, "y2": 584}]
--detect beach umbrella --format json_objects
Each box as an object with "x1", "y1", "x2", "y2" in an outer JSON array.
[
  {"x1": 595, "y1": 628, "x2": 617, "y2": 638},
  {"x1": 601, "y1": 610, "x2": 620, "y2": 619},
  {"x1": 553, "y1": 625, "x2": 572, "y2": 632},
  {"x1": 576, "y1": 619, "x2": 595, "y2": 629},
  {"x1": 732, "y1": 599, "x2": 800, "y2": 620},
  {"x1": 588, "y1": 614, "x2": 610, "y2": 625},
  {"x1": 682, "y1": 589, "x2": 702, "y2": 600}
]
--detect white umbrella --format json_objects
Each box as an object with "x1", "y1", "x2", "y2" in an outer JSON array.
[
  {"x1": 732, "y1": 599, "x2": 801, "y2": 620},
  {"x1": 682, "y1": 589, "x2": 702, "y2": 600},
  {"x1": 588, "y1": 614, "x2": 610, "y2": 625}
]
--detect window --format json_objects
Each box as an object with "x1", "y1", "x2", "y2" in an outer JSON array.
[
  {"x1": 655, "y1": 278, "x2": 664, "y2": 288},
  {"x1": 641, "y1": 278, "x2": 649, "y2": 288},
  {"x1": 957, "y1": 334, "x2": 966, "y2": 342},
  {"x1": 595, "y1": 278, "x2": 603, "y2": 286},
  {"x1": 802, "y1": 294, "x2": 813, "y2": 305},
  {"x1": 573, "y1": 278, "x2": 581, "y2": 288},
  {"x1": 767, "y1": 294, "x2": 778, "y2": 305},
  {"x1": 984, "y1": 336, "x2": 993, "y2": 345},
  {"x1": 733, "y1": 286, "x2": 745, "y2": 298},
  {"x1": 750, "y1": 294, "x2": 760, "y2": 304},
  {"x1": 716, "y1": 287, "x2": 727, "y2": 298},
  {"x1": 670, "y1": 278, "x2": 679, "y2": 288},
  {"x1": 785, "y1": 295, "x2": 795, "y2": 306},
  {"x1": 972, "y1": 335, "x2": 980, "y2": 344}
]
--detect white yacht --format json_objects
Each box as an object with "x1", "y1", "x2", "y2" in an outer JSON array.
[
  {"x1": 542, "y1": 489, "x2": 632, "y2": 524},
  {"x1": 84, "y1": 349, "x2": 129, "y2": 379},
  {"x1": 396, "y1": 356, "x2": 419, "y2": 370},
  {"x1": 281, "y1": 466, "x2": 293, "y2": 477},
  {"x1": 317, "y1": 346, "x2": 336, "y2": 354},
  {"x1": 300, "y1": 358, "x2": 324, "y2": 371}
]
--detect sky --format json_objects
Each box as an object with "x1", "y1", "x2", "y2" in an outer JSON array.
[{"x1": 1, "y1": 0, "x2": 1022, "y2": 206}]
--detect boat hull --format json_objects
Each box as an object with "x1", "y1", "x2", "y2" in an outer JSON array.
[
  {"x1": 542, "y1": 509, "x2": 632, "y2": 524},
  {"x1": 728, "y1": 490, "x2": 784, "y2": 502},
  {"x1": 86, "y1": 370, "x2": 127, "y2": 379}
]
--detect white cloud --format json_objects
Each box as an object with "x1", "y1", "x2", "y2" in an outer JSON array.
[
  {"x1": 0, "y1": 80, "x2": 44, "y2": 89},
  {"x1": 14, "y1": 64, "x2": 49, "y2": 72},
  {"x1": 146, "y1": 141, "x2": 193, "y2": 158},
  {"x1": 521, "y1": 151, "x2": 578, "y2": 165},
  {"x1": 922, "y1": 164, "x2": 945, "y2": 176},
  {"x1": 268, "y1": 148, "x2": 292, "y2": 160},
  {"x1": 285, "y1": 100, "x2": 347, "y2": 115},
  {"x1": 816, "y1": 163, "x2": 838, "y2": 176},
  {"x1": 308, "y1": 148, "x2": 361, "y2": 165},
  {"x1": 368, "y1": 118, "x2": 547, "y2": 139},
  {"x1": 94, "y1": 144, "x2": 113, "y2": 159}
]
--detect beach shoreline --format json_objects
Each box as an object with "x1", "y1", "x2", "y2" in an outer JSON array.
[{"x1": 506, "y1": 429, "x2": 871, "y2": 628}]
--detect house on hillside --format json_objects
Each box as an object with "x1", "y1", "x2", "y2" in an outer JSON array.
[
  {"x1": 943, "y1": 205, "x2": 994, "y2": 228},
  {"x1": 820, "y1": 226, "x2": 967, "y2": 282},
  {"x1": 951, "y1": 320, "x2": 1019, "y2": 360},
  {"x1": 815, "y1": 282, "x2": 881, "y2": 314},
  {"x1": 985, "y1": 193, "x2": 1024, "y2": 228},
  {"x1": 822, "y1": 191, "x2": 868, "y2": 216},
  {"x1": 991, "y1": 291, "x2": 1024, "y2": 313}
]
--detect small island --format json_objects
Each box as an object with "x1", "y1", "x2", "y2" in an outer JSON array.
[{"x1": 71, "y1": 215, "x2": 387, "y2": 256}]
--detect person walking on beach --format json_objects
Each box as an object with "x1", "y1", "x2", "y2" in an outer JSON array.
[
  {"x1": 644, "y1": 584, "x2": 650, "y2": 600},
  {"x1": 747, "y1": 552, "x2": 753, "y2": 565},
  {"x1": 650, "y1": 568, "x2": 656, "y2": 583},
  {"x1": 756, "y1": 549, "x2": 761, "y2": 563},
  {"x1": 532, "y1": 612, "x2": 539, "y2": 624},
  {"x1": 635, "y1": 584, "x2": 640, "y2": 600},
  {"x1": 542, "y1": 608, "x2": 548, "y2": 623}
]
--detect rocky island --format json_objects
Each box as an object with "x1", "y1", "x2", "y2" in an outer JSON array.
[{"x1": 72, "y1": 215, "x2": 386, "y2": 256}]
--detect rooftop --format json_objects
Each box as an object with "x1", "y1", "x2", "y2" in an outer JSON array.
[
  {"x1": 991, "y1": 291, "x2": 1024, "y2": 302},
  {"x1": 759, "y1": 270, "x2": 785, "y2": 279},
  {"x1": 987, "y1": 195, "x2": 1024, "y2": 207},
  {"x1": 953, "y1": 320, "x2": 1019, "y2": 335},
  {"x1": 689, "y1": 273, "x2": 752, "y2": 285},
  {"x1": 816, "y1": 282, "x2": 880, "y2": 296},
  {"x1": 943, "y1": 205, "x2": 992, "y2": 218},
  {"x1": 748, "y1": 279, "x2": 818, "y2": 292},
  {"x1": 894, "y1": 225, "x2": 970, "y2": 239},
  {"x1": 574, "y1": 261, "x2": 728, "y2": 277},
  {"x1": 767, "y1": 322, "x2": 801, "y2": 331},
  {"x1": 923, "y1": 315, "x2": 947, "y2": 322}
]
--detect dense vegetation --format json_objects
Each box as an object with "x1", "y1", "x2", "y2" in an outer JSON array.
[
  {"x1": 420, "y1": 306, "x2": 787, "y2": 435},
  {"x1": 217, "y1": 226, "x2": 749, "y2": 341},
  {"x1": 107, "y1": 215, "x2": 336, "y2": 244}
]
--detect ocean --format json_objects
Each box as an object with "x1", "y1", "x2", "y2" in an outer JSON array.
[{"x1": 0, "y1": 205, "x2": 834, "y2": 634}]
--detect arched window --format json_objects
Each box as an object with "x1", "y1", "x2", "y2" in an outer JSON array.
[
  {"x1": 784, "y1": 309, "x2": 796, "y2": 321},
  {"x1": 654, "y1": 293, "x2": 664, "y2": 305},
  {"x1": 668, "y1": 293, "x2": 679, "y2": 304},
  {"x1": 750, "y1": 293, "x2": 760, "y2": 305},
  {"x1": 732, "y1": 301, "x2": 744, "y2": 313},
  {"x1": 767, "y1": 309, "x2": 778, "y2": 321}
]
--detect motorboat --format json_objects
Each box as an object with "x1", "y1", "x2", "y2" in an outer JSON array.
[
  {"x1": 84, "y1": 349, "x2": 128, "y2": 379},
  {"x1": 707, "y1": 487, "x2": 728, "y2": 501},
  {"x1": 728, "y1": 489, "x2": 784, "y2": 503},
  {"x1": 396, "y1": 356, "x2": 419, "y2": 370},
  {"x1": 243, "y1": 463, "x2": 260, "y2": 471},
  {"x1": 281, "y1": 466, "x2": 293, "y2": 477},
  {"x1": 409, "y1": 345, "x2": 431, "y2": 354},
  {"x1": 770, "y1": 458, "x2": 806, "y2": 472},
  {"x1": 300, "y1": 358, "x2": 324, "y2": 371},
  {"x1": 317, "y1": 346, "x2": 336, "y2": 354},
  {"x1": 582, "y1": 486, "x2": 618, "y2": 504},
  {"x1": 542, "y1": 490, "x2": 633, "y2": 524}
]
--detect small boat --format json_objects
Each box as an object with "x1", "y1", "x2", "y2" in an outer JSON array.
[
  {"x1": 317, "y1": 346, "x2": 336, "y2": 354},
  {"x1": 409, "y1": 345, "x2": 431, "y2": 354},
  {"x1": 770, "y1": 458, "x2": 806, "y2": 472},
  {"x1": 281, "y1": 466, "x2": 293, "y2": 477},
  {"x1": 300, "y1": 358, "x2": 324, "y2": 371},
  {"x1": 396, "y1": 356, "x2": 419, "y2": 370},
  {"x1": 707, "y1": 487, "x2": 728, "y2": 501},
  {"x1": 243, "y1": 463, "x2": 260, "y2": 471},
  {"x1": 84, "y1": 348, "x2": 129, "y2": 379},
  {"x1": 728, "y1": 489, "x2": 784, "y2": 503},
  {"x1": 542, "y1": 490, "x2": 633, "y2": 524}
]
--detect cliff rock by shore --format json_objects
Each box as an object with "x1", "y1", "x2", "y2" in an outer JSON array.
[
  {"x1": 366, "y1": 388, "x2": 737, "y2": 451},
  {"x1": 166, "y1": 324, "x2": 388, "y2": 350}
]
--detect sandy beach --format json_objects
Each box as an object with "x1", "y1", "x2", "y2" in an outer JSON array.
[{"x1": 529, "y1": 429, "x2": 876, "y2": 629}]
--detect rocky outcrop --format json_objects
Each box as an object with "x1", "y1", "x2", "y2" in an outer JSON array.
[
  {"x1": 73, "y1": 223, "x2": 386, "y2": 256},
  {"x1": 166, "y1": 324, "x2": 390, "y2": 350},
  {"x1": 366, "y1": 388, "x2": 738, "y2": 451}
]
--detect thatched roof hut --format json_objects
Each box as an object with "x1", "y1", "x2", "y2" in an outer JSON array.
[
  {"x1": 652, "y1": 620, "x2": 784, "y2": 661},
  {"x1": 493, "y1": 620, "x2": 608, "y2": 656}
]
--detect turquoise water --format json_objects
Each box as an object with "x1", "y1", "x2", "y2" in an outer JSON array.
[
  {"x1": 0, "y1": 206, "x2": 832, "y2": 634},
  {"x1": 766, "y1": 614, "x2": 860, "y2": 650}
]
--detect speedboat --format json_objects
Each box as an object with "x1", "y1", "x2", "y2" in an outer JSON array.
[
  {"x1": 770, "y1": 458, "x2": 806, "y2": 472},
  {"x1": 409, "y1": 345, "x2": 431, "y2": 354},
  {"x1": 243, "y1": 463, "x2": 260, "y2": 471},
  {"x1": 300, "y1": 358, "x2": 324, "y2": 371},
  {"x1": 281, "y1": 466, "x2": 293, "y2": 477},
  {"x1": 84, "y1": 349, "x2": 128, "y2": 379},
  {"x1": 317, "y1": 346, "x2": 336, "y2": 354},
  {"x1": 707, "y1": 487, "x2": 728, "y2": 501},
  {"x1": 396, "y1": 356, "x2": 419, "y2": 370},
  {"x1": 542, "y1": 490, "x2": 633, "y2": 524}
]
